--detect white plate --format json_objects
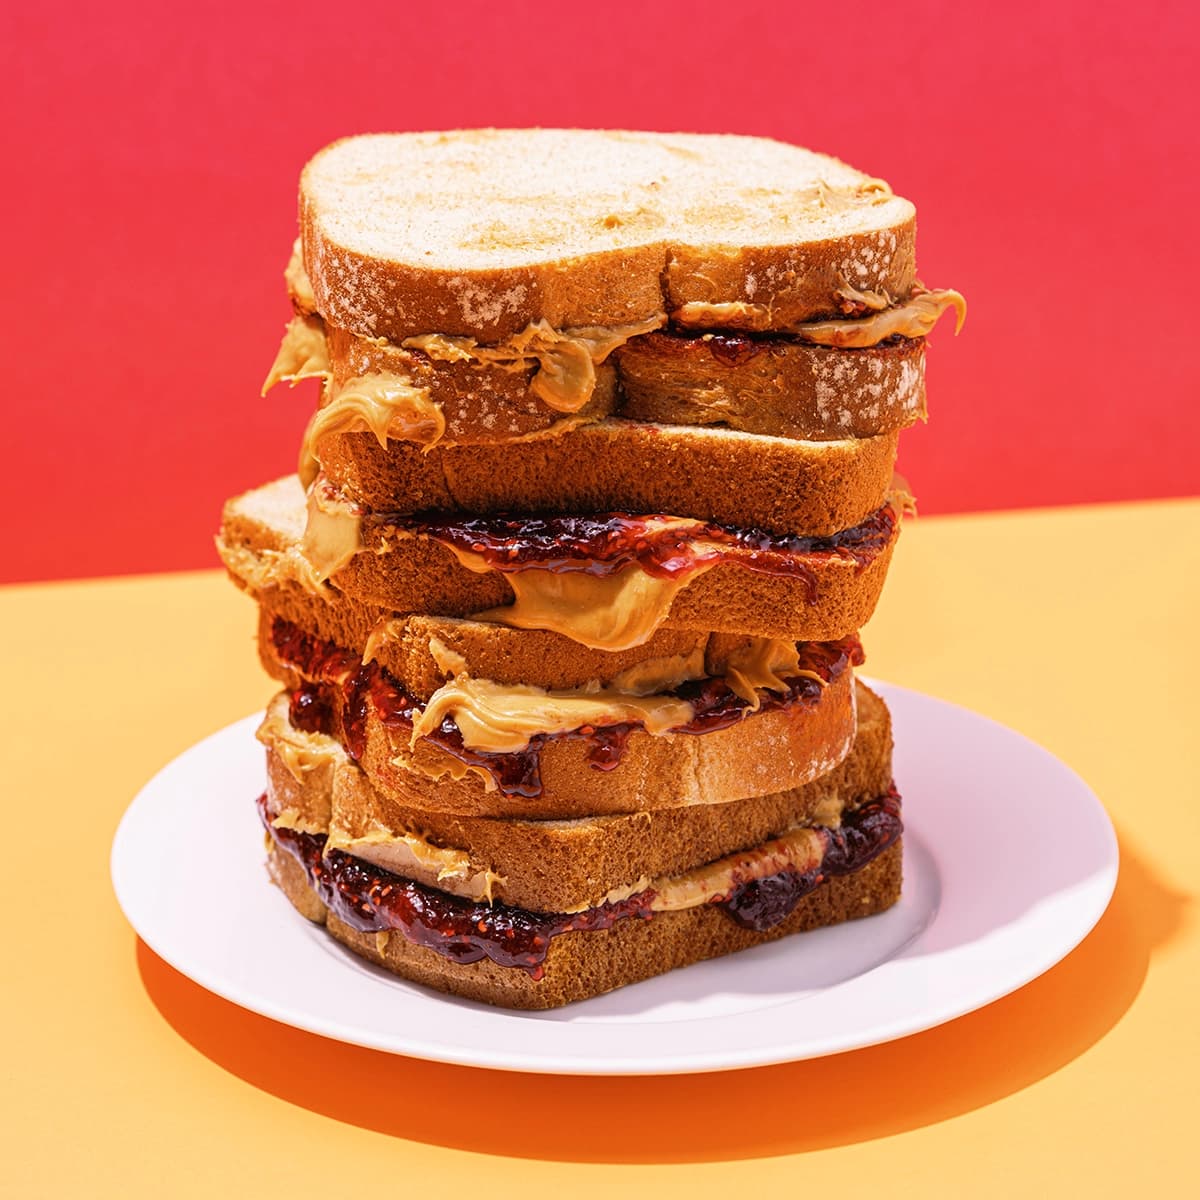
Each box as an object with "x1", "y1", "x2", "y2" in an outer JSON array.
[{"x1": 111, "y1": 682, "x2": 1117, "y2": 1075}]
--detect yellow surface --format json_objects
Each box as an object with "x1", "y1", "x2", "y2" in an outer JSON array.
[{"x1": 3, "y1": 499, "x2": 1197, "y2": 1195}]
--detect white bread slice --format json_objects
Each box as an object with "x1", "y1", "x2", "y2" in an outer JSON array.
[
  {"x1": 271, "y1": 317, "x2": 927, "y2": 447},
  {"x1": 299, "y1": 130, "x2": 917, "y2": 342},
  {"x1": 217, "y1": 475, "x2": 900, "y2": 646},
  {"x1": 254, "y1": 600, "x2": 860, "y2": 820},
  {"x1": 265, "y1": 817, "x2": 901, "y2": 1009},
  {"x1": 319, "y1": 421, "x2": 899, "y2": 535},
  {"x1": 261, "y1": 679, "x2": 893, "y2": 912}
]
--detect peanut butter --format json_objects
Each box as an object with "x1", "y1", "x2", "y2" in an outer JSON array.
[
  {"x1": 609, "y1": 647, "x2": 708, "y2": 696},
  {"x1": 299, "y1": 482, "x2": 362, "y2": 587},
  {"x1": 646, "y1": 825, "x2": 828, "y2": 913},
  {"x1": 409, "y1": 664, "x2": 696, "y2": 756},
  {"x1": 256, "y1": 702, "x2": 342, "y2": 783},
  {"x1": 285, "y1": 238, "x2": 317, "y2": 313},
  {"x1": 262, "y1": 313, "x2": 331, "y2": 395},
  {"x1": 675, "y1": 286, "x2": 966, "y2": 344},
  {"x1": 467, "y1": 557, "x2": 711, "y2": 651},
  {"x1": 216, "y1": 489, "x2": 355, "y2": 598},
  {"x1": 403, "y1": 313, "x2": 665, "y2": 412},
  {"x1": 298, "y1": 373, "x2": 445, "y2": 488},
  {"x1": 722, "y1": 638, "x2": 824, "y2": 710},
  {"x1": 326, "y1": 819, "x2": 505, "y2": 904},
  {"x1": 797, "y1": 288, "x2": 966, "y2": 347}
]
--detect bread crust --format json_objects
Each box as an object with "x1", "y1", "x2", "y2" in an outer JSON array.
[
  {"x1": 321, "y1": 423, "x2": 899, "y2": 534},
  {"x1": 332, "y1": 520, "x2": 897, "y2": 644},
  {"x1": 317, "y1": 321, "x2": 925, "y2": 444},
  {"x1": 263, "y1": 679, "x2": 893, "y2": 911},
  {"x1": 299, "y1": 131, "x2": 917, "y2": 343},
  {"x1": 261, "y1": 627, "x2": 859, "y2": 820},
  {"x1": 218, "y1": 475, "x2": 899, "y2": 646},
  {"x1": 265, "y1": 834, "x2": 902, "y2": 1009},
  {"x1": 613, "y1": 333, "x2": 925, "y2": 439}
]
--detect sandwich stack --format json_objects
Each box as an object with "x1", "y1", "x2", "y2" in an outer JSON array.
[{"x1": 218, "y1": 130, "x2": 963, "y2": 1008}]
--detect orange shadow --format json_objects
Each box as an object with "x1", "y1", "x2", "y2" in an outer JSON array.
[{"x1": 137, "y1": 829, "x2": 1186, "y2": 1162}]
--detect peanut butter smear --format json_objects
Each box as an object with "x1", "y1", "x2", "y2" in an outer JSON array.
[
  {"x1": 262, "y1": 313, "x2": 331, "y2": 395},
  {"x1": 450, "y1": 549, "x2": 712, "y2": 651},
  {"x1": 285, "y1": 238, "x2": 317, "y2": 314},
  {"x1": 410, "y1": 671, "x2": 697, "y2": 756},
  {"x1": 298, "y1": 373, "x2": 445, "y2": 488},
  {"x1": 674, "y1": 287, "x2": 966, "y2": 344},
  {"x1": 796, "y1": 288, "x2": 966, "y2": 347},
  {"x1": 403, "y1": 314, "x2": 665, "y2": 412}
]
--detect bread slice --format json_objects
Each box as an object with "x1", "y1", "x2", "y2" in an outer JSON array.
[
  {"x1": 279, "y1": 317, "x2": 926, "y2": 446},
  {"x1": 217, "y1": 475, "x2": 900, "y2": 646},
  {"x1": 263, "y1": 809, "x2": 901, "y2": 1009},
  {"x1": 316, "y1": 421, "x2": 898, "y2": 534},
  {"x1": 216, "y1": 475, "x2": 902, "y2": 652},
  {"x1": 299, "y1": 130, "x2": 916, "y2": 343},
  {"x1": 262, "y1": 679, "x2": 893, "y2": 912},
  {"x1": 256, "y1": 606, "x2": 861, "y2": 820}
]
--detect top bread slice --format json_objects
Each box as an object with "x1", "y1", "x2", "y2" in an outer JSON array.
[{"x1": 300, "y1": 130, "x2": 917, "y2": 342}]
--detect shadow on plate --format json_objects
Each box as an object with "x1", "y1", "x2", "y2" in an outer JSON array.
[{"x1": 136, "y1": 828, "x2": 1186, "y2": 1163}]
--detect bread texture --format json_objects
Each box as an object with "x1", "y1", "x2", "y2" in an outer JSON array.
[
  {"x1": 259, "y1": 618, "x2": 859, "y2": 821},
  {"x1": 263, "y1": 679, "x2": 893, "y2": 912},
  {"x1": 320, "y1": 423, "x2": 899, "y2": 534},
  {"x1": 300, "y1": 130, "x2": 916, "y2": 342},
  {"x1": 613, "y1": 333, "x2": 925, "y2": 439},
  {"x1": 265, "y1": 832, "x2": 902, "y2": 1009},
  {"x1": 218, "y1": 475, "x2": 899, "y2": 645},
  {"x1": 313, "y1": 320, "x2": 925, "y2": 444}
]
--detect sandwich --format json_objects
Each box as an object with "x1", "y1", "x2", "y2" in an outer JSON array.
[{"x1": 221, "y1": 128, "x2": 961, "y2": 1007}]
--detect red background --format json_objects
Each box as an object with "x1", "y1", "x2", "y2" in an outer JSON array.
[{"x1": 3, "y1": 0, "x2": 1197, "y2": 583}]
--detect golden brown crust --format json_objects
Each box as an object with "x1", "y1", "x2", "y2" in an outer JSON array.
[
  {"x1": 264, "y1": 680, "x2": 893, "y2": 911},
  {"x1": 613, "y1": 333, "x2": 925, "y2": 440},
  {"x1": 266, "y1": 835, "x2": 902, "y2": 1009},
  {"x1": 320, "y1": 423, "x2": 899, "y2": 534},
  {"x1": 261, "y1": 622, "x2": 859, "y2": 819},
  {"x1": 330, "y1": 521, "x2": 897, "y2": 644},
  {"x1": 299, "y1": 131, "x2": 917, "y2": 343},
  {"x1": 218, "y1": 475, "x2": 899, "y2": 649},
  {"x1": 314, "y1": 321, "x2": 925, "y2": 445},
  {"x1": 254, "y1": 590, "x2": 710, "y2": 698}
]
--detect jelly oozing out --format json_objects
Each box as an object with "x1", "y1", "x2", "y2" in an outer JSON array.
[
  {"x1": 260, "y1": 787, "x2": 902, "y2": 977},
  {"x1": 718, "y1": 787, "x2": 902, "y2": 930},
  {"x1": 273, "y1": 618, "x2": 862, "y2": 797},
  {"x1": 383, "y1": 503, "x2": 896, "y2": 586}
]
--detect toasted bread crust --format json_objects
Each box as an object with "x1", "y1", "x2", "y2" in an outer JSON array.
[
  {"x1": 217, "y1": 475, "x2": 899, "y2": 645},
  {"x1": 265, "y1": 834, "x2": 902, "y2": 1008},
  {"x1": 320, "y1": 424, "x2": 899, "y2": 534},
  {"x1": 260, "y1": 622, "x2": 859, "y2": 819},
  {"x1": 613, "y1": 333, "x2": 925, "y2": 439},
  {"x1": 332, "y1": 522, "x2": 897, "y2": 644},
  {"x1": 263, "y1": 680, "x2": 892, "y2": 911},
  {"x1": 253, "y1": 588, "x2": 715, "y2": 698},
  {"x1": 316, "y1": 321, "x2": 925, "y2": 444},
  {"x1": 299, "y1": 131, "x2": 917, "y2": 343}
]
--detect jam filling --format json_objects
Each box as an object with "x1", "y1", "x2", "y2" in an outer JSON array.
[
  {"x1": 683, "y1": 330, "x2": 915, "y2": 366},
  {"x1": 378, "y1": 503, "x2": 896, "y2": 591},
  {"x1": 719, "y1": 785, "x2": 902, "y2": 930},
  {"x1": 260, "y1": 787, "x2": 902, "y2": 978},
  {"x1": 273, "y1": 618, "x2": 863, "y2": 797}
]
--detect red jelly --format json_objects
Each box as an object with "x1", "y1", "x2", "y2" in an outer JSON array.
[
  {"x1": 386, "y1": 504, "x2": 896, "y2": 591},
  {"x1": 719, "y1": 787, "x2": 902, "y2": 930},
  {"x1": 259, "y1": 787, "x2": 903, "y2": 975},
  {"x1": 271, "y1": 618, "x2": 862, "y2": 797}
]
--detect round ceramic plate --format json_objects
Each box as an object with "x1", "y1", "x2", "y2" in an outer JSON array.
[{"x1": 111, "y1": 681, "x2": 1117, "y2": 1075}]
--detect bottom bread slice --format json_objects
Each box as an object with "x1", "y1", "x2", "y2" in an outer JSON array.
[{"x1": 265, "y1": 831, "x2": 901, "y2": 1010}]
